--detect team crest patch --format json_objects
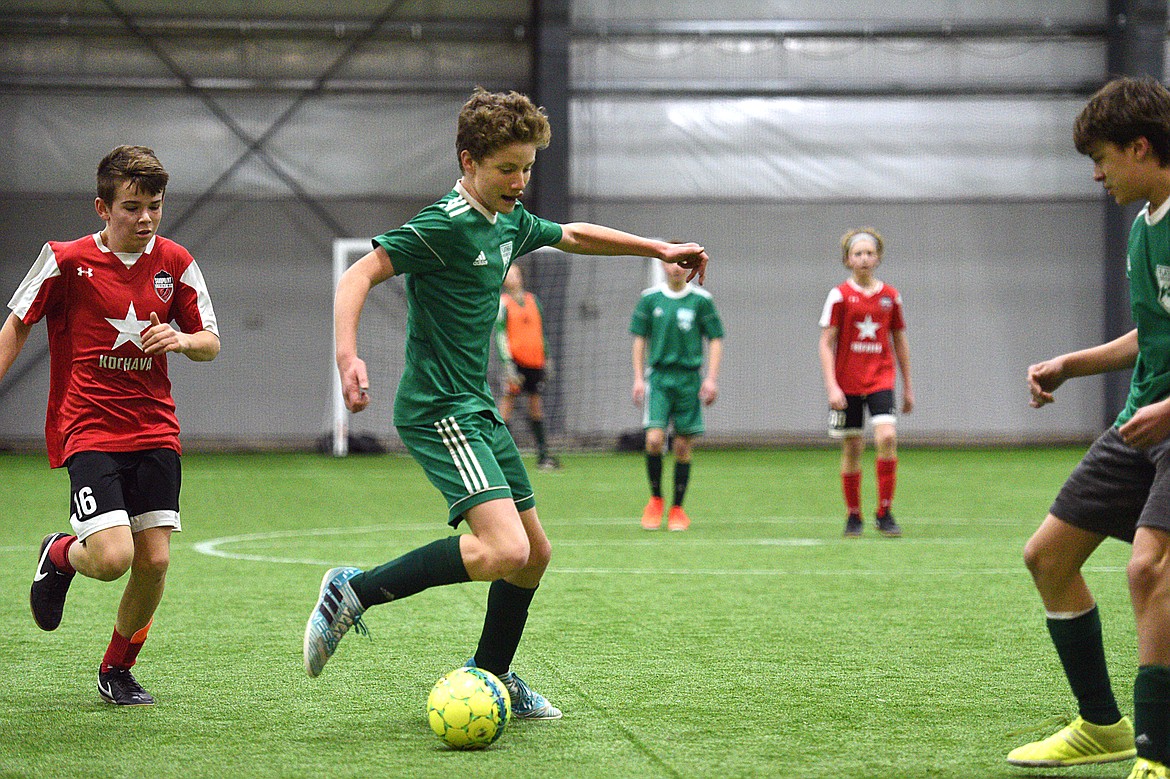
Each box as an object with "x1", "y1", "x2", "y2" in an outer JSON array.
[
  {"x1": 154, "y1": 270, "x2": 174, "y2": 302},
  {"x1": 1157, "y1": 265, "x2": 1170, "y2": 313},
  {"x1": 500, "y1": 242, "x2": 513, "y2": 266}
]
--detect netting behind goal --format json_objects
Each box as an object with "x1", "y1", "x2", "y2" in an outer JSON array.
[{"x1": 329, "y1": 239, "x2": 662, "y2": 456}]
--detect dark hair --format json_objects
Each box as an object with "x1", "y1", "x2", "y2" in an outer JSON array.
[
  {"x1": 97, "y1": 145, "x2": 169, "y2": 203},
  {"x1": 456, "y1": 88, "x2": 551, "y2": 169},
  {"x1": 1074, "y1": 77, "x2": 1170, "y2": 165}
]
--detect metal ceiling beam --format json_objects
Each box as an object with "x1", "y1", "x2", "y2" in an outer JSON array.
[
  {"x1": 0, "y1": 12, "x2": 527, "y2": 41},
  {"x1": 572, "y1": 19, "x2": 1109, "y2": 39}
]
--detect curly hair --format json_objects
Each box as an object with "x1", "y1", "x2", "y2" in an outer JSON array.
[
  {"x1": 456, "y1": 87, "x2": 551, "y2": 170},
  {"x1": 97, "y1": 145, "x2": 169, "y2": 204}
]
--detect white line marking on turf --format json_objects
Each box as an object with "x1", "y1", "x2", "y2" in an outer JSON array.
[{"x1": 187, "y1": 521, "x2": 1130, "y2": 576}]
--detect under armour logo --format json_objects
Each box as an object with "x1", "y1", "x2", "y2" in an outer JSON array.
[{"x1": 77, "y1": 267, "x2": 93, "y2": 277}]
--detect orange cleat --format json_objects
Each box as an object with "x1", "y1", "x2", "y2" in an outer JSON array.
[
  {"x1": 667, "y1": 505, "x2": 690, "y2": 531},
  {"x1": 641, "y1": 496, "x2": 665, "y2": 530}
]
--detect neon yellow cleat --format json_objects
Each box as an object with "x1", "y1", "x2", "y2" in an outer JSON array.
[
  {"x1": 1129, "y1": 758, "x2": 1170, "y2": 779},
  {"x1": 1007, "y1": 715, "x2": 1136, "y2": 767}
]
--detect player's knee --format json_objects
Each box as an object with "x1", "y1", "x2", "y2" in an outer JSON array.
[
  {"x1": 87, "y1": 545, "x2": 135, "y2": 581},
  {"x1": 526, "y1": 536, "x2": 552, "y2": 574},
  {"x1": 1022, "y1": 536, "x2": 1063, "y2": 583},
  {"x1": 134, "y1": 548, "x2": 171, "y2": 579},
  {"x1": 1127, "y1": 550, "x2": 1168, "y2": 601},
  {"x1": 485, "y1": 538, "x2": 532, "y2": 580}
]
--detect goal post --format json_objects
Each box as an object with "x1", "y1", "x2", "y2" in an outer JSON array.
[{"x1": 330, "y1": 238, "x2": 376, "y2": 457}]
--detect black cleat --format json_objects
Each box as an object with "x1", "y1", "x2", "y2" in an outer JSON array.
[
  {"x1": 876, "y1": 511, "x2": 903, "y2": 538},
  {"x1": 843, "y1": 513, "x2": 863, "y2": 538},
  {"x1": 98, "y1": 667, "x2": 155, "y2": 706},
  {"x1": 30, "y1": 532, "x2": 75, "y2": 631}
]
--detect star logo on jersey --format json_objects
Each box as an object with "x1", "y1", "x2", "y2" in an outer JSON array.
[
  {"x1": 105, "y1": 302, "x2": 152, "y2": 351},
  {"x1": 854, "y1": 315, "x2": 880, "y2": 340}
]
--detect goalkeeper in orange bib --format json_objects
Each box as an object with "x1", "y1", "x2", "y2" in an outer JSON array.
[{"x1": 495, "y1": 263, "x2": 559, "y2": 470}]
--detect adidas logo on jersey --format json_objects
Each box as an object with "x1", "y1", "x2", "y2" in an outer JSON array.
[{"x1": 473, "y1": 251, "x2": 488, "y2": 266}]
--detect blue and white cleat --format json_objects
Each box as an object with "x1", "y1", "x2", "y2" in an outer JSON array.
[
  {"x1": 500, "y1": 670, "x2": 562, "y2": 720},
  {"x1": 303, "y1": 566, "x2": 367, "y2": 678},
  {"x1": 465, "y1": 658, "x2": 562, "y2": 719}
]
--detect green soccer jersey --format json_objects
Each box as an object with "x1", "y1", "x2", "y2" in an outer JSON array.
[
  {"x1": 374, "y1": 182, "x2": 563, "y2": 427},
  {"x1": 629, "y1": 283, "x2": 724, "y2": 372},
  {"x1": 1118, "y1": 198, "x2": 1170, "y2": 427}
]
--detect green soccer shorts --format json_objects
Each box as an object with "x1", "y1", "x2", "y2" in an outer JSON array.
[
  {"x1": 397, "y1": 411, "x2": 536, "y2": 527},
  {"x1": 643, "y1": 368, "x2": 705, "y2": 436}
]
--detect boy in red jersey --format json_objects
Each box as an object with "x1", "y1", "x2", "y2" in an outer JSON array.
[
  {"x1": 0, "y1": 145, "x2": 220, "y2": 705},
  {"x1": 818, "y1": 227, "x2": 914, "y2": 538},
  {"x1": 495, "y1": 263, "x2": 559, "y2": 470}
]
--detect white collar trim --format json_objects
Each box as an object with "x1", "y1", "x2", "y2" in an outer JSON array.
[{"x1": 455, "y1": 180, "x2": 497, "y2": 224}]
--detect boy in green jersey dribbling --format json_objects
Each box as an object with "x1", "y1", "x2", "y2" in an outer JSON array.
[
  {"x1": 1008, "y1": 77, "x2": 1170, "y2": 779},
  {"x1": 303, "y1": 88, "x2": 708, "y2": 720}
]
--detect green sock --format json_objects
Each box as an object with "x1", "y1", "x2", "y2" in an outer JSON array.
[
  {"x1": 529, "y1": 418, "x2": 547, "y2": 459},
  {"x1": 1135, "y1": 665, "x2": 1170, "y2": 763},
  {"x1": 646, "y1": 453, "x2": 663, "y2": 498},
  {"x1": 1046, "y1": 606, "x2": 1122, "y2": 726},
  {"x1": 472, "y1": 580, "x2": 538, "y2": 677},
  {"x1": 673, "y1": 461, "x2": 691, "y2": 506},
  {"x1": 349, "y1": 536, "x2": 470, "y2": 609}
]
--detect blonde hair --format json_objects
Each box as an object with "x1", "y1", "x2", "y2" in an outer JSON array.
[{"x1": 840, "y1": 227, "x2": 884, "y2": 264}]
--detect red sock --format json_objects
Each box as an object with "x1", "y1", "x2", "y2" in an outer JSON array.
[
  {"x1": 49, "y1": 535, "x2": 77, "y2": 575},
  {"x1": 100, "y1": 621, "x2": 152, "y2": 673},
  {"x1": 841, "y1": 472, "x2": 861, "y2": 515},
  {"x1": 877, "y1": 457, "x2": 898, "y2": 515}
]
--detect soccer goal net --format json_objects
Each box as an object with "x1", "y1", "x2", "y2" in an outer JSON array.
[{"x1": 328, "y1": 238, "x2": 664, "y2": 456}]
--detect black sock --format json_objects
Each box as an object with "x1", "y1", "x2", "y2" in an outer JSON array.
[
  {"x1": 349, "y1": 536, "x2": 470, "y2": 609},
  {"x1": 1047, "y1": 606, "x2": 1122, "y2": 725},
  {"x1": 646, "y1": 453, "x2": 663, "y2": 498},
  {"x1": 529, "y1": 418, "x2": 547, "y2": 459},
  {"x1": 473, "y1": 580, "x2": 538, "y2": 677},
  {"x1": 1135, "y1": 665, "x2": 1170, "y2": 762},
  {"x1": 673, "y1": 461, "x2": 691, "y2": 506}
]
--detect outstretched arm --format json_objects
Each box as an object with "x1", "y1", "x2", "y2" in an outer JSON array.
[
  {"x1": 0, "y1": 313, "x2": 32, "y2": 384},
  {"x1": 555, "y1": 223, "x2": 709, "y2": 284},
  {"x1": 336, "y1": 245, "x2": 396, "y2": 413}
]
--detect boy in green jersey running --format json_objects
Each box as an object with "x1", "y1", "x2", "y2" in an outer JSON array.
[
  {"x1": 1007, "y1": 77, "x2": 1170, "y2": 779},
  {"x1": 303, "y1": 88, "x2": 708, "y2": 719}
]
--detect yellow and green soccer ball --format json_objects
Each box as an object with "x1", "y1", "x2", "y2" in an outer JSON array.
[{"x1": 426, "y1": 667, "x2": 512, "y2": 749}]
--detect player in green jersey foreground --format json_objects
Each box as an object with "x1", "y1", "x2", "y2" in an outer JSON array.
[
  {"x1": 1007, "y1": 77, "x2": 1170, "y2": 779},
  {"x1": 303, "y1": 88, "x2": 708, "y2": 720}
]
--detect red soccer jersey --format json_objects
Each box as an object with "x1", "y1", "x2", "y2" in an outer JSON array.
[
  {"x1": 8, "y1": 233, "x2": 218, "y2": 467},
  {"x1": 819, "y1": 279, "x2": 905, "y2": 395}
]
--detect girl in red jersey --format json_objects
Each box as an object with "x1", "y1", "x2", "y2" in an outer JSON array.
[{"x1": 818, "y1": 227, "x2": 914, "y2": 538}]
